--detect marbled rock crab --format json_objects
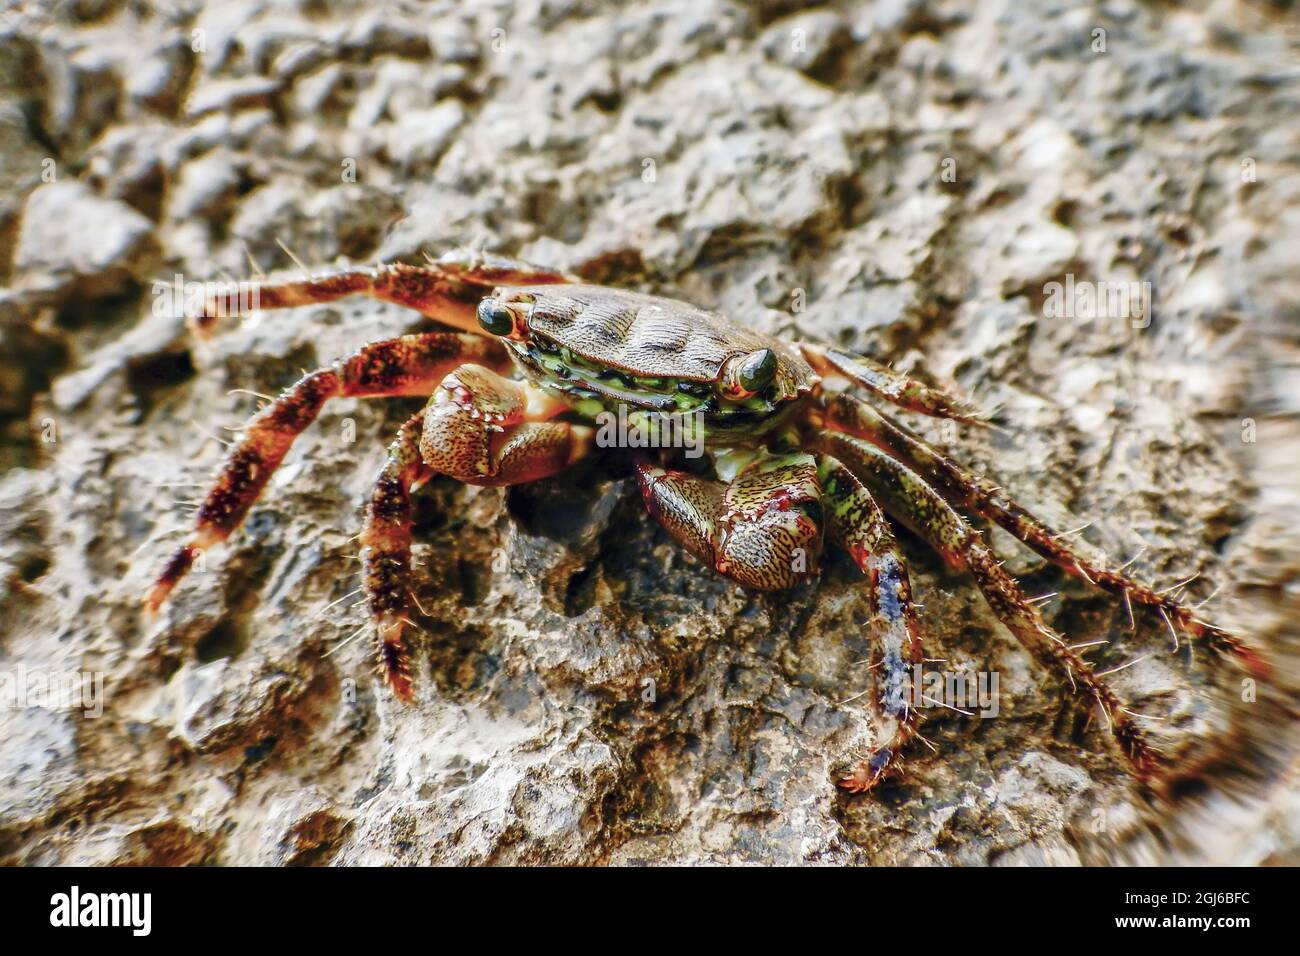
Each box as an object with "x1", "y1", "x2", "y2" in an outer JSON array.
[{"x1": 145, "y1": 251, "x2": 1267, "y2": 792}]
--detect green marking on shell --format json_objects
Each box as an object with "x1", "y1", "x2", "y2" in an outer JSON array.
[
  {"x1": 519, "y1": 336, "x2": 793, "y2": 444},
  {"x1": 527, "y1": 341, "x2": 767, "y2": 412}
]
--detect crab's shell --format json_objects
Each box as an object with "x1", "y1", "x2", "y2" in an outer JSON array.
[{"x1": 501, "y1": 284, "x2": 816, "y2": 401}]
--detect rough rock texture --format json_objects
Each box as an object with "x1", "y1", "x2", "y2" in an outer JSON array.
[{"x1": 0, "y1": 0, "x2": 1297, "y2": 865}]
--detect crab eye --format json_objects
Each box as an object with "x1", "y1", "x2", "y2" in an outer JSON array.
[
  {"x1": 477, "y1": 301, "x2": 515, "y2": 336},
  {"x1": 737, "y1": 348, "x2": 777, "y2": 392}
]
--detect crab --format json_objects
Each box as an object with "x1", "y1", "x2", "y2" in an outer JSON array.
[{"x1": 144, "y1": 250, "x2": 1268, "y2": 793}]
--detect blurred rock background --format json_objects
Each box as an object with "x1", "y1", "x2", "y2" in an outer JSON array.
[{"x1": 0, "y1": 0, "x2": 1296, "y2": 864}]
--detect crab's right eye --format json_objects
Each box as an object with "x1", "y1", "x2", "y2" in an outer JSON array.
[
  {"x1": 736, "y1": 348, "x2": 776, "y2": 392},
  {"x1": 477, "y1": 301, "x2": 515, "y2": 336}
]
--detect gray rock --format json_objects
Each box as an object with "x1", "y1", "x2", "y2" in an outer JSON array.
[
  {"x1": 760, "y1": 10, "x2": 851, "y2": 77},
  {"x1": 185, "y1": 75, "x2": 282, "y2": 118},
  {"x1": 14, "y1": 180, "x2": 158, "y2": 300},
  {"x1": 384, "y1": 100, "x2": 465, "y2": 170},
  {"x1": 0, "y1": 0, "x2": 1295, "y2": 868}
]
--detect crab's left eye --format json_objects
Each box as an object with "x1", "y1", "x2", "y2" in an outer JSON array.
[{"x1": 477, "y1": 301, "x2": 515, "y2": 336}]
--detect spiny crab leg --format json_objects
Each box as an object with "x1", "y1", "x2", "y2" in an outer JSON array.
[
  {"x1": 189, "y1": 252, "x2": 577, "y2": 337},
  {"x1": 823, "y1": 391, "x2": 1269, "y2": 677},
  {"x1": 144, "y1": 331, "x2": 508, "y2": 612},
  {"x1": 362, "y1": 411, "x2": 432, "y2": 700},
  {"x1": 819, "y1": 430, "x2": 1163, "y2": 781},
  {"x1": 819, "y1": 455, "x2": 925, "y2": 793},
  {"x1": 802, "y1": 343, "x2": 992, "y2": 426}
]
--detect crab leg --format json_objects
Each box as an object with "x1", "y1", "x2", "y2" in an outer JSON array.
[
  {"x1": 363, "y1": 366, "x2": 592, "y2": 699},
  {"x1": 823, "y1": 392, "x2": 1267, "y2": 676},
  {"x1": 819, "y1": 455, "x2": 925, "y2": 792},
  {"x1": 362, "y1": 411, "x2": 431, "y2": 700},
  {"x1": 634, "y1": 452, "x2": 823, "y2": 591},
  {"x1": 802, "y1": 344, "x2": 987, "y2": 425},
  {"x1": 145, "y1": 331, "x2": 508, "y2": 611},
  {"x1": 820, "y1": 430, "x2": 1162, "y2": 781},
  {"x1": 191, "y1": 251, "x2": 577, "y2": 335}
]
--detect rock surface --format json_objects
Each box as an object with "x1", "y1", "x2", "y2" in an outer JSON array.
[{"x1": 0, "y1": 0, "x2": 1296, "y2": 866}]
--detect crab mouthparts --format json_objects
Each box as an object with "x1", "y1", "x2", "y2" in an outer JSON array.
[{"x1": 566, "y1": 373, "x2": 681, "y2": 412}]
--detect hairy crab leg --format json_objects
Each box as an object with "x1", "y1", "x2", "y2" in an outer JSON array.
[
  {"x1": 364, "y1": 366, "x2": 592, "y2": 700},
  {"x1": 819, "y1": 455, "x2": 925, "y2": 793},
  {"x1": 145, "y1": 331, "x2": 507, "y2": 612},
  {"x1": 190, "y1": 251, "x2": 577, "y2": 336},
  {"x1": 819, "y1": 430, "x2": 1163, "y2": 781},
  {"x1": 823, "y1": 391, "x2": 1268, "y2": 677},
  {"x1": 362, "y1": 412, "x2": 431, "y2": 701},
  {"x1": 634, "y1": 451, "x2": 824, "y2": 591},
  {"x1": 802, "y1": 344, "x2": 989, "y2": 425}
]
